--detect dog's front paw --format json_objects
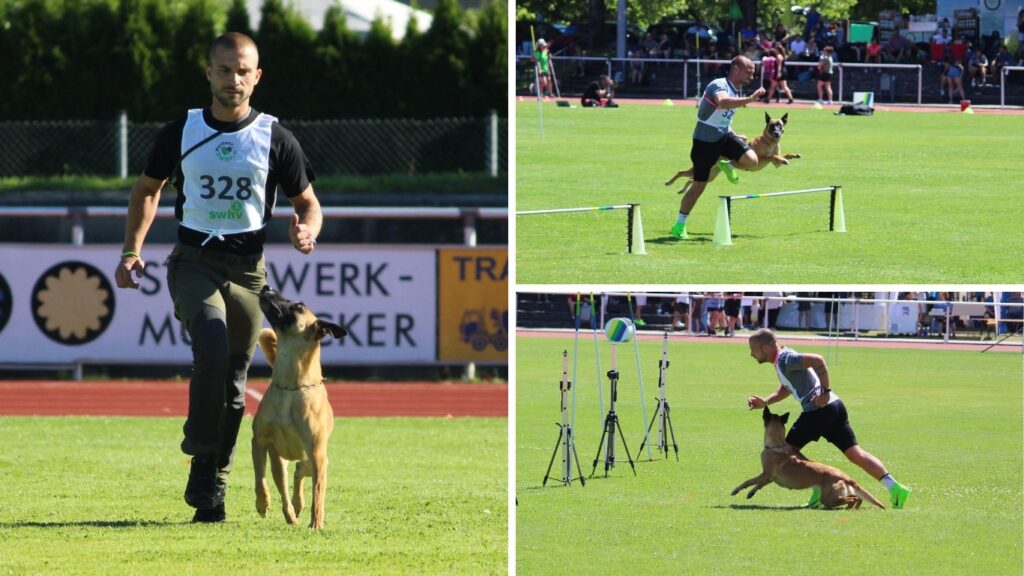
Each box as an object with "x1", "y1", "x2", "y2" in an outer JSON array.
[
  {"x1": 746, "y1": 488, "x2": 759, "y2": 499},
  {"x1": 791, "y1": 153, "x2": 801, "y2": 158},
  {"x1": 730, "y1": 486, "x2": 742, "y2": 496}
]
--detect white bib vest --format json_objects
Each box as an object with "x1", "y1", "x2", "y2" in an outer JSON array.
[{"x1": 179, "y1": 109, "x2": 276, "y2": 244}]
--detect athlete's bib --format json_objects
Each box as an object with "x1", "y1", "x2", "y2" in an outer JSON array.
[{"x1": 179, "y1": 109, "x2": 276, "y2": 244}]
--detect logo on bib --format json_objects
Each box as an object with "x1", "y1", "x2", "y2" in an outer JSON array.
[
  {"x1": 210, "y1": 200, "x2": 245, "y2": 220},
  {"x1": 215, "y1": 141, "x2": 237, "y2": 162}
]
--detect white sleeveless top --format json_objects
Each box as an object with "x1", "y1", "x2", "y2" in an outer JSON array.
[{"x1": 179, "y1": 109, "x2": 276, "y2": 245}]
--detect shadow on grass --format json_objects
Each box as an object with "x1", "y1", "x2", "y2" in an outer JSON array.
[
  {"x1": 1, "y1": 519, "x2": 180, "y2": 528},
  {"x1": 647, "y1": 234, "x2": 713, "y2": 245},
  {"x1": 711, "y1": 503, "x2": 808, "y2": 511}
]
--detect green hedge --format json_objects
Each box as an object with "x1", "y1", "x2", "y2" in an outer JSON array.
[{"x1": 0, "y1": 0, "x2": 507, "y2": 121}]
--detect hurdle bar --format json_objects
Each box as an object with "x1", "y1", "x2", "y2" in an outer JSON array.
[
  {"x1": 713, "y1": 185, "x2": 845, "y2": 246},
  {"x1": 516, "y1": 204, "x2": 646, "y2": 254}
]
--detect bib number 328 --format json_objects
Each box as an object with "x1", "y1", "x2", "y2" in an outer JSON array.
[{"x1": 199, "y1": 175, "x2": 253, "y2": 200}]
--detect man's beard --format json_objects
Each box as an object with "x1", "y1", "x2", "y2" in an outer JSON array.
[{"x1": 214, "y1": 89, "x2": 248, "y2": 109}]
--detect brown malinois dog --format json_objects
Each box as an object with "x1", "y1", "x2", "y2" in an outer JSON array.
[
  {"x1": 253, "y1": 285, "x2": 347, "y2": 529},
  {"x1": 731, "y1": 407, "x2": 885, "y2": 509},
  {"x1": 665, "y1": 112, "x2": 803, "y2": 195}
]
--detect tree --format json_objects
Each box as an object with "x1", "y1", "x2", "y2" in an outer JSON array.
[{"x1": 225, "y1": 0, "x2": 253, "y2": 37}]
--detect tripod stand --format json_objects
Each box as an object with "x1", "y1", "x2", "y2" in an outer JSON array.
[
  {"x1": 638, "y1": 332, "x2": 679, "y2": 461},
  {"x1": 544, "y1": 351, "x2": 586, "y2": 487},
  {"x1": 591, "y1": 345, "x2": 637, "y2": 478}
]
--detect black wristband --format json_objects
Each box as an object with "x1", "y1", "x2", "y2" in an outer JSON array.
[{"x1": 821, "y1": 387, "x2": 831, "y2": 394}]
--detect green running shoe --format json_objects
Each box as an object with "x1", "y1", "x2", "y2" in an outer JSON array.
[
  {"x1": 670, "y1": 221, "x2": 688, "y2": 239},
  {"x1": 634, "y1": 318, "x2": 647, "y2": 326},
  {"x1": 718, "y1": 159, "x2": 739, "y2": 184},
  {"x1": 889, "y1": 482, "x2": 911, "y2": 509},
  {"x1": 806, "y1": 486, "x2": 822, "y2": 509}
]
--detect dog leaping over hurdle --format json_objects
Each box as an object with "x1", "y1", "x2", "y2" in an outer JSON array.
[{"x1": 666, "y1": 112, "x2": 802, "y2": 197}]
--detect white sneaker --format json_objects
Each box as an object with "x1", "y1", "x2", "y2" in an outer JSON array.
[{"x1": 673, "y1": 321, "x2": 685, "y2": 330}]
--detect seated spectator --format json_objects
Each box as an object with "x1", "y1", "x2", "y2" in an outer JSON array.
[
  {"x1": 641, "y1": 32, "x2": 659, "y2": 57},
  {"x1": 580, "y1": 74, "x2": 617, "y2": 107},
  {"x1": 993, "y1": 45, "x2": 1013, "y2": 80},
  {"x1": 967, "y1": 45, "x2": 989, "y2": 86},
  {"x1": 805, "y1": 37, "x2": 820, "y2": 59},
  {"x1": 772, "y1": 22, "x2": 790, "y2": 44},
  {"x1": 983, "y1": 30, "x2": 1001, "y2": 56},
  {"x1": 656, "y1": 33, "x2": 672, "y2": 59},
  {"x1": 740, "y1": 23, "x2": 759, "y2": 42},
  {"x1": 884, "y1": 29, "x2": 915, "y2": 62},
  {"x1": 932, "y1": 28, "x2": 951, "y2": 46},
  {"x1": 866, "y1": 37, "x2": 883, "y2": 63},
  {"x1": 789, "y1": 34, "x2": 807, "y2": 56},
  {"x1": 942, "y1": 59, "x2": 966, "y2": 103}
]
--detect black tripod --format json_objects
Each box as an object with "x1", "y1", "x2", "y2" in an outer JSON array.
[
  {"x1": 544, "y1": 351, "x2": 586, "y2": 487},
  {"x1": 638, "y1": 332, "x2": 679, "y2": 460},
  {"x1": 591, "y1": 345, "x2": 636, "y2": 478}
]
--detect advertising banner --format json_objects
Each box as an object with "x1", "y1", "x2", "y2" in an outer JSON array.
[
  {"x1": 0, "y1": 244, "x2": 437, "y2": 365},
  {"x1": 436, "y1": 248, "x2": 508, "y2": 363}
]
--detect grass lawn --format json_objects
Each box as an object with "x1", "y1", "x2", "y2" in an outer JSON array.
[
  {"x1": 0, "y1": 416, "x2": 506, "y2": 575},
  {"x1": 516, "y1": 334, "x2": 1023, "y2": 575},
  {"x1": 515, "y1": 102, "x2": 1024, "y2": 283}
]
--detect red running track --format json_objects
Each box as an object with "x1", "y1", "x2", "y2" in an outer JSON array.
[{"x1": 0, "y1": 380, "x2": 507, "y2": 418}]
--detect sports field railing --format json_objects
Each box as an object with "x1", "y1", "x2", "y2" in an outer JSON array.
[
  {"x1": 0, "y1": 112, "x2": 507, "y2": 179},
  {"x1": 518, "y1": 55, "x2": 932, "y2": 105},
  {"x1": 0, "y1": 206, "x2": 507, "y2": 248},
  {"x1": 516, "y1": 290, "x2": 1024, "y2": 349}
]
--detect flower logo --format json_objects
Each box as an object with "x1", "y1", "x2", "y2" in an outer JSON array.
[{"x1": 32, "y1": 262, "x2": 115, "y2": 345}]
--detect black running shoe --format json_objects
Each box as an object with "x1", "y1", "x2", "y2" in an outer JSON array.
[
  {"x1": 184, "y1": 456, "x2": 225, "y2": 509},
  {"x1": 191, "y1": 503, "x2": 226, "y2": 523}
]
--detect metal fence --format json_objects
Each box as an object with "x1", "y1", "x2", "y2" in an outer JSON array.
[
  {"x1": 517, "y1": 54, "x2": 1024, "y2": 106},
  {"x1": 0, "y1": 113, "x2": 508, "y2": 178}
]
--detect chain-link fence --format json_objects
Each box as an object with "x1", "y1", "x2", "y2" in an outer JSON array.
[{"x1": 0, "y1": 114, "x2": 508, "y2": 178}]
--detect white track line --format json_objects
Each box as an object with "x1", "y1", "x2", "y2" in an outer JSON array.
[{"x1": 246, "y1": 388, "x2": 264, "y2": 402}]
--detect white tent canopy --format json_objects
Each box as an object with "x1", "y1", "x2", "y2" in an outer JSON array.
[{"x1": 245, "y1": 0, "x2": 433, "y2": 40}]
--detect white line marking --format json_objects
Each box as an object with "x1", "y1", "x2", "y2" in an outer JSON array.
[{"x1": 246, "y1": 388, "x2": 264, "y2": 402}]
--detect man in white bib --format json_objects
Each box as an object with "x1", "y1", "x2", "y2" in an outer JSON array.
[{"x1": 114, "y1": 32, "x2": 322, "y2": 523}]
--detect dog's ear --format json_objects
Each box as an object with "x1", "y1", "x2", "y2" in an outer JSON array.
[
  {"x1": 780, "y1": 412, "x2": 790, "y2": 425},
  {"x1": 764, "y1": 111, "x2": 771, "y2": 124},
  {"x1": 780, "y1": 113, "x2": 788, "y2": 125},
  {"x1": 762, "y1": 406, "x2": 771, "y2": 421},
  {"x1": 315, "y1": 320, "x2": 347, "y2": 341}
]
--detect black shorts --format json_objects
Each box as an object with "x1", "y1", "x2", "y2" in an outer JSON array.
[
  {"x1": 819, "y1": 72, "x2": 833, "y2": 82},
  {"x1": 785, "y1": 400, "x2": 858, "y2": 452},
  {"x1": 723, "y1": 299, "x2": 741, "y2": 317},
  {"x1": 690, "y1": 133, "x2": 750, "y2": 182}
]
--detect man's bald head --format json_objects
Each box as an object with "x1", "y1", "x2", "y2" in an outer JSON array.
[
  {"x1": 728, "y1": 55, "x2": 757, "y2": 86},
  {"x1": 749, "y1": 328, "x2": 777, "y2": 347},
  {"x1": 208, "y1": 32, "x2": 259, "y2": 64},
  {"x1": 731, "y1": 55, "x2": 754, "y2": 71}
]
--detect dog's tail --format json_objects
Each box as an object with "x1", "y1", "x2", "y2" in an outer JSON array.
[
  {"x1": 849, "y1": 480, "x2": 886, "y2": 509},
  {"x1": 257, "y1": 328, "x2": 277, "y2": 367}
]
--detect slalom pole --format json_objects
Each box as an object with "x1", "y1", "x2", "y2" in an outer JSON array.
[
  {"x1": 530, "y1": 25, "x2": 545, "y2": 140},
  {"x1": 626, "y1": 293, "x2": 653, "y2": 460},
  {"x1": 571, "y1": 293, "x2": 582, "y2": 430},
  {"x1": 590, "y1": 292, "x2": 605, "y2": 425}
]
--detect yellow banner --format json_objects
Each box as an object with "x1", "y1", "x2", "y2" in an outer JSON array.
[{"x1": 437, "y1": 248, "x2": 508, "y2": 363}]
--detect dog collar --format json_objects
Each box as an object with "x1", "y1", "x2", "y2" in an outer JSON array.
[{"x1": 271, "y1": 378, "x2": 326, "y2": 391}]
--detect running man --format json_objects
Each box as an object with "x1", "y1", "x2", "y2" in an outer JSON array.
[
  {"x1": 671, "y1": 55, "x2": 764, "y2": 240},
  {"x1": 114, "y1": 32, "x2": 322, "y2": 523},
  {"x1": 746, "y1": 328, "x2": 911, "y2": 508}
]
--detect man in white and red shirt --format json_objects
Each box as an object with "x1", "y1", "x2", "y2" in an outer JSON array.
[{"x1": 746, "y1": 328, "x2": 911, "y2": 508}]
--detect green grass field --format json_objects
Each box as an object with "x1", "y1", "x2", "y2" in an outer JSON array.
[
  {"x1": 0, "y1": 416, "x2": 506, "y2": 575},
  {"x1": 516, "y1": 334, "x2": 1023, "y2": 575},
  {"x1": 516, "y1": 102, "x2": 1024, "y2": 282}
]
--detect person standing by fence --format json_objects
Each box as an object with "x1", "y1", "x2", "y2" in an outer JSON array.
[{"x1": 113, "y1": 32, "x2": 323, "y2": 524}]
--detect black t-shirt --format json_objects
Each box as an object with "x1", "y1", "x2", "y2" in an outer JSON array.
[
  {"x1": 582, "y1": 81, "x2": 601, "y2": 101},
  {"x1": 144, "y1": 107, "x2": 316, "y2": 254}
]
